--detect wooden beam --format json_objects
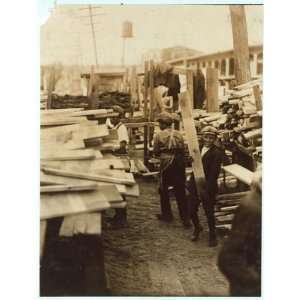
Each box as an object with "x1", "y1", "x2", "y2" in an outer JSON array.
[
  {"x1": 222, "y1": 164, "x2": 254, "y2": 185},
  {"x1": 149, "y1": 60, "x2": 155, "y2": 121},
  {"x1": 230, "y1": 5, "x2": 251, "y2": 84},
  {"x1": 186, "y1": 69, "x2": 194, "y2": 108},
  {"x1": 206, "y1": 68, "x2": 219, "y2": 112},
  {"x1": 179, "y1": 92, "x2": 205, "y2": 197}
]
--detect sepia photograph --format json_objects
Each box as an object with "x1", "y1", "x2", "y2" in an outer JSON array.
[{"x1": 39, "y1": 2, "x2": 263, "y2": 297}]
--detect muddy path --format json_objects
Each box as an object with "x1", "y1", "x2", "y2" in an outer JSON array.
[{"x1": 102, "y1": 178, "x2": 229, "y2": 296}]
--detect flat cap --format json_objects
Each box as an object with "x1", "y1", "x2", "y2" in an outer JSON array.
[
  {"x1": 112, "y1": 105, "x2": 124, "y2": 115},
  {"x1": 156, "y1": 111, "x2": 173, "y2": 125},
  {"x1": 201, "y1": 125, "x2": 218, "y2": 136}
]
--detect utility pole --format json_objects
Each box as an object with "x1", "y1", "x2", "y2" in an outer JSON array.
[
  {"x1": 230, "y1": 5, "x2": 251, "y2": 85},
  {"x1": 78, "y1": 5, "x2": 104, "y2": 66},
  {"x1": 88, "y1": 5, "x2": 98, "y2": 66}
]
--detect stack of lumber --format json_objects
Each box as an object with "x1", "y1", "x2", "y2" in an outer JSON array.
[
  {"x1": 40, "y1": 108, "x2": 140, "y2": 256},
  {"x1": 215, "y1": 191, "x2": 250, "y2": 232},
  {"x1": 50, "y1": 92, "x2": 131, "y2": 111}
]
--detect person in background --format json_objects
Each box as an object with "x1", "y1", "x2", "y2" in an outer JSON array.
[
  {"x1": 106, "y1": 106, "x2": 129, "y2": 154},
  {"x1": 153, "y1": 111, "x2": 190, "y2": 228},
  {"x1": 105, "y1": 106, "x2": 129, "y2": 228},
  {"x1": 218, "y1": 168, "x2": 262, "y2": 297},
  {"x1": 187, "y1": 126, "x2": 223, "y2": 247}
]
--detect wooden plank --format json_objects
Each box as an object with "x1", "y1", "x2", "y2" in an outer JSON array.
[
  {"x1": 41, "y1": 108, "x2": 84, "y2": 116},
  {"x1": 220, "y1": 205, "x2": 239, "y2": 212},
  {"x1": 40, "y1": 183, "x2": 98, "y2": 193},
  {"x1": 186, "y1": 69, "x2": 194, "y2": 108},
  {"x1": 59, "y1": 213, "x2": 101, "y2": 237},
  {"x1": 41, "y1": 119, "x2": 79, "y2": 127},
  {"x1": 41, "y1": 149, "x2": 97, "y2": 161},
  {"x1": 40, "y1": 189, "x2": 113, "y2": 220},
  {"x1": 149, "y1": 60, "x2": 155, "y2": 121},
  {"x1": 40, "y1": 170, "x2": 139, "y2": 197},
  {"x1": 110, "y1": 201, "x2": 127, "y2": 209},
  {"x1": 206, "y1": 68, "x2": 219, "y2": 112},
  {"x1": 179, "y1": 92, "x2": 205, "y2": 197},
  {"x1": 70, "y1": 109, "x2": 111, "y2": 117},
  {"x1": 222, "y1": 164, "x2": 253, "y2": 185},
  {"x1": 230, "y1": 5, "x2": 251, "y2": 84},
  {"x1": 41, "y1": 166, "x2": 135, "y2": 185}
]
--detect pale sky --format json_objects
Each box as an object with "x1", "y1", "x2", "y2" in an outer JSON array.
[{"x1": 40, "y1": 4, "x2": 263, "y2": 65}]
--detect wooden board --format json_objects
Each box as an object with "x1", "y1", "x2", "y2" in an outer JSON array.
[
  {"x1": 40, "y1": 186, "x2": 122, "y2": 219},
  {"x1": 59, "y1": 213, "x2": 101, "y2": 237},
  {"x1": 70, "y1": 109, "x2": 111, "y2": 117},
  {"x1": 41, "y1": 149, "x2": 97, "y2": 161},
  {"x1": 40, "y1": 183, "x2": 98, "y2": 193},
  {"x1": 41, "y1": 166, "x2": 135, "y2": 185},
  {"x1": 222, "y1": 164, "x2": 253, "y2": 185},
  {"x1": 41, "y1": 108, "x2": 84, "y2": 115},
  {"x1": 206, "y1": 68, "x2": 219, "y2": 112},
  {"x1": 40, "y1": 170, "x2": 139, "y2": 197},
  {"x1": 179, "y1": 92, "x2": 205, "y2": 197}
]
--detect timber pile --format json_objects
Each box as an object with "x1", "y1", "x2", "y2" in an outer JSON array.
[
  {"x1": 194, "y1": 79, "x2": 263, "y2": 163},
  {"x1": 40, "y1": 108, "x2": 140, "y2": 257},
  {"x1": 215, "y1": 191, "x2": 250, "y2": 232},
  {"x1": 50, "y1": 92, "x2": 131, "y2": 111}
]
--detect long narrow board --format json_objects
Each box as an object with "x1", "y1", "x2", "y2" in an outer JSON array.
[
  {"x1": 41, "y1": 166, "x2": 135, "y2": 185},
  {"x1": 222, "y1": 164, "x2": 253, "y2": 185},
  {"x1": 40, "y1": 183, "x2": 98, "y2": 193},
  {"x1": 40, "y1": 171, "x2": 139, "y2": 197},
  {"x1": 179, "y1": 92, "x2": 205, "y2": 197},
  {"x1": 40, "y1": 149, "x2": 98, "y2": 161}
]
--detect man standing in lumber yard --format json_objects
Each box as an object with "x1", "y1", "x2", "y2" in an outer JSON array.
[
  {"x1": 217, "y1": 168, "x2": 262, "y2": 296},
  {"x1": 188, "y1": 126, "x2": 223, "y2": 247},
  {"x1": 153, "y1": 111, "x2": 190, "y2": 227}
]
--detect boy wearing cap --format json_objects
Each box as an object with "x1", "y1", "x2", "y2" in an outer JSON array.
[
  {"x1": 188, "y1": 125, "x2": 223, "y2": 246},
  {"x1": 153, "y1": 112, "x2": 190, "y2": 227}
]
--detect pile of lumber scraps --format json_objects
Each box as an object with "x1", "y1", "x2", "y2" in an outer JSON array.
[{"x1": 215, "y1": 191, "x2": 250, "y2": 232}]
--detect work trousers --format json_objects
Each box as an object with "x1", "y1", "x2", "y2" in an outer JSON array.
[
  {"x1": 159, "y1": 158, "x2": 188, "y2": 222},
  {"x1": 188, "y1": 178, "x2": 217, "y2": 236}
]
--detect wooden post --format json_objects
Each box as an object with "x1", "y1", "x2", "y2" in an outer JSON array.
[
  {"x1": 253, "y1": 85, "x2": 262, "y2": 110},
  {"x1": 179, "y1": 92, "x2": 205, "y2": 197},
  {"x1": 143, "y1": 61, "x2": 149, "y2": 166},
  {"x1": 87, "y1": 65, "x2": 95, "y2": 97},
  {"x1": 149, "y1": 60, "x2": 155, "y2": 122},
  {"x1": 88, "y1": 65, "x2": 97, "y2": 109},
  {"x1": 186, "y1": 69, "x2": 194, "y2": 109},
  {"x1": 46, "y1": 65, "x2": 55, "y2": 109},
  {"x1": 144, "y1": 61, "x2": 149, "y2": 118},
  {"x1": 206, "y1": 68, "x2": 219, "y2": 112},
  {"x1": 230, "y1": 5, "x2": 251, "y2": 84}
]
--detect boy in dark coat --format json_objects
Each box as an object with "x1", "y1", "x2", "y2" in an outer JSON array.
[{"x1": 188, "y1": 126, "x2": 223, "y2": 246}]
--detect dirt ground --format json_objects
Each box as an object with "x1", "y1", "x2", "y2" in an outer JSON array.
[{"x1": 102, "y1": 177, "x2": 229, "y2": 296}]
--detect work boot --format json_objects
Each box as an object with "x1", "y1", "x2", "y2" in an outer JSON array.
[
  {"x1": 156, "y1": 214, "x2": 173, "y2": 223},
  {"x1": 191, "y1": 225, "x2": 203, "y2": 242},
  {"x1": 208, "y1": 231, "x2": 218, "y2": 247}
]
